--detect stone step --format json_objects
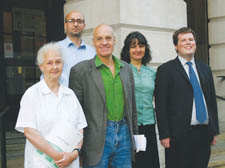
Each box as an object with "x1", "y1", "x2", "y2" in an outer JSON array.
[
  {"x1": 208, "y1": 162, "x2": 225, "y2": 168},
  {"x1": 0, "y1": 130, "x2": 25, "y2": 159},
  {"x1": 0, "y1": 131, "x2": 25, "y2": 143},
  {"x1": 208, "y1": 122, "x2": 225, "y2": 168},
  {"x1": 6, "y1": 143, "x2": 25, "y2": 158},
  {"x1": 5, "y1": 130, "x2": 25, "y2": 141}
]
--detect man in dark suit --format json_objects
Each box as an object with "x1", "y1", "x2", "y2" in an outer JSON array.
[
  {"x1": 69, "y1": 24, "x2": 138, "y2": 168},
  {"x1": 154, "y1": 27, "x2": 219, "y2": 168}
]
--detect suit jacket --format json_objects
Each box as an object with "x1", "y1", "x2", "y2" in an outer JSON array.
[
  {"x1": 69, "y1": 56, "x2": 138, "y2": 166},
  {"x1": 154, "y1": 57, "x2": 219, "y2": 141}
]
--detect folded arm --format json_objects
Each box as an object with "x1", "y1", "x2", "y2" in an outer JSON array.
[{"x1": 24, "y1": 127, "x2": 63, "y2": 161}]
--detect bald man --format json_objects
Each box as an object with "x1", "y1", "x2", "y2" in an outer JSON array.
[
  {"x1": 69, "y1": 24, "x2": 138, "y2": 168},
  {"x1": 57, "y1": 11, "x2": 95, "y2": 86}
]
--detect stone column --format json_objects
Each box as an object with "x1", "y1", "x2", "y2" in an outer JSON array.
[
  {"x1": 208, "y1": 0, "x2": 225, "y2": 123},
  {"x1": 64, "y1": 0, "x2": 188, "y2": 167}
]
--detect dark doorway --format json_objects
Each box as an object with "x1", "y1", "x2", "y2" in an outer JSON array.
[
  {"x1": 184, "y1": 0, "x2": 209, "y2": 64},
  {"x1": 0, "y1": 0, "x2": 66, "y2": 130}
]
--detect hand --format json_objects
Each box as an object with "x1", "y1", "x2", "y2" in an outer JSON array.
[
  {"x1": 53, "y1": 152, "x2": 64, "y2": 161},
  {"x1": 211, "y1": 136, "x2": 217, "y2": 145},
  {"x1": 55, "y1": 152, "x2": 78, "y2": 168},
  {"x1": 160, "y1": 138, "x2": 170, "y2": 148}
]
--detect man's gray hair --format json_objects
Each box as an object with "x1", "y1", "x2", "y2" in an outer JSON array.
[{"x1": 36, "y1": 42, "x2": 63, "y2": 66}]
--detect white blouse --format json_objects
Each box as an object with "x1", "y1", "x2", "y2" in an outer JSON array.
[{"x1": 15, "y1": 79, "x2": 87, "y2": 168}]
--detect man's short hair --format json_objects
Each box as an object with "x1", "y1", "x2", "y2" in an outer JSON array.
[{"x1": 173, "y1": 27, "x2": 197, "y2": 46}]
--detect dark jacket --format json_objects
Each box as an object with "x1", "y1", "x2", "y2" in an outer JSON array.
[{"x1": 154, "y1": 57, "x2": 219, "y2": 141}]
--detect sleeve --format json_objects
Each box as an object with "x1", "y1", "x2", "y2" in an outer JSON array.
[
  {"x1": 129, "y1": 67, "x2": 138, "y2": 134},
  {"x1": 154, "y1": 65, "x2": 171, "y2": 140},
  {"x1": 208, "y1": 66, "x2": 220, "y2": 135},
  {"x1": 69, "y1": 65, "x2": 84, "y2": 106},
  {"x1": 15, "y1": 89, "x2": 38, "y2": 133}
]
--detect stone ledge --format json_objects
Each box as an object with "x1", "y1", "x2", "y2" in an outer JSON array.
[{"x1": 208, "y1": 160, "x2": 225, "y2": 168}]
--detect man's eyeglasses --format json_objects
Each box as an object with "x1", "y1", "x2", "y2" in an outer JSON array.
[{"x1": 65, "y1": 19, "x2": 85, "y2": 25}]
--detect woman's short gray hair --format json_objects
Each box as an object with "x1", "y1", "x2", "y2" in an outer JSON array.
[{"x1": 36, "y1": 42, "x2": 63, "y2": 66}]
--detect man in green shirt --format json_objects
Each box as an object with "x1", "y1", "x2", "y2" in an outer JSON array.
[{"x1": 69, "y1": 24, "x2": 138, "y2": 168}]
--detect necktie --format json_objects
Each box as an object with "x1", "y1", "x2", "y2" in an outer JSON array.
[{"x1": 186, "y1": 62, "x2": 207, "y2": 123}]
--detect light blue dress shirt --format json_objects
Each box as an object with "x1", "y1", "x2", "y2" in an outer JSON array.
[
  {"x1": 130, "y1": 64, "x2": 156, "y2": 125},
  {"x1": 57, "y1": 37, "x2": 96, "y2": 86},
  {"x1": 178, "y1": 56, "x2": 208, "y2": 125}
]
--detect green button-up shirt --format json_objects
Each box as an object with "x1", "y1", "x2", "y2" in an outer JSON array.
[
  {"x1": 95, "y1": 55, "x2": 125, "y2": 121},
  {"x1": 130, "y1": 64, "x2": 156, "y2": 125}
]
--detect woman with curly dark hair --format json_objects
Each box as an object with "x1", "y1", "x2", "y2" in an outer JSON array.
[{"x1": 121, "y1": 31, "x2": 160, "y2": 168}]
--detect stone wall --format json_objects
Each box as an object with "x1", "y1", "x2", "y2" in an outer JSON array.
[{"x1": 208, "y1": 0, "x2": 225, "y2": 123}]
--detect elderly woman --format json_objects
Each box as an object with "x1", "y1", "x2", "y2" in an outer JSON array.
[
  {"x1": 121, "y1": 32, "x2": 160, "y2": 168},
  {"x1": 15, "y1": 42, "x2": 87, "y2": 168}
]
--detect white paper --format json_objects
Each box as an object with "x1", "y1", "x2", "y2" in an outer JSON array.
[
  {"x1": 133, "y1": 135, "x2": 147, "y2": 152},
  {"x1": 46, "y1": 121, "x2": 83, "y2": 152},
  {"x1": 36, "y1": 121, "x2": 83, "y2": 168}
]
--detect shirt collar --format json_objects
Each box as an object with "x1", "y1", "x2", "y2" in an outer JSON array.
[
  {"x1": 95, "y1": 55, "x2": 124, "y2": 68},
  {"x1": 65, "y1": 36, "x2": 86, "y2": 49},
  {"x1": 130, "y1": 63, "x2": 145, "y2": 71},
  {"x1": 39, "y1": 79, "x2": 52, "y2": 95},
  {"x1": 178, "y1": 55, "x2": 195, "y2": 66},
  {"x1": 39, "y1": 79, "x2": 71, "y2": 96}
]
